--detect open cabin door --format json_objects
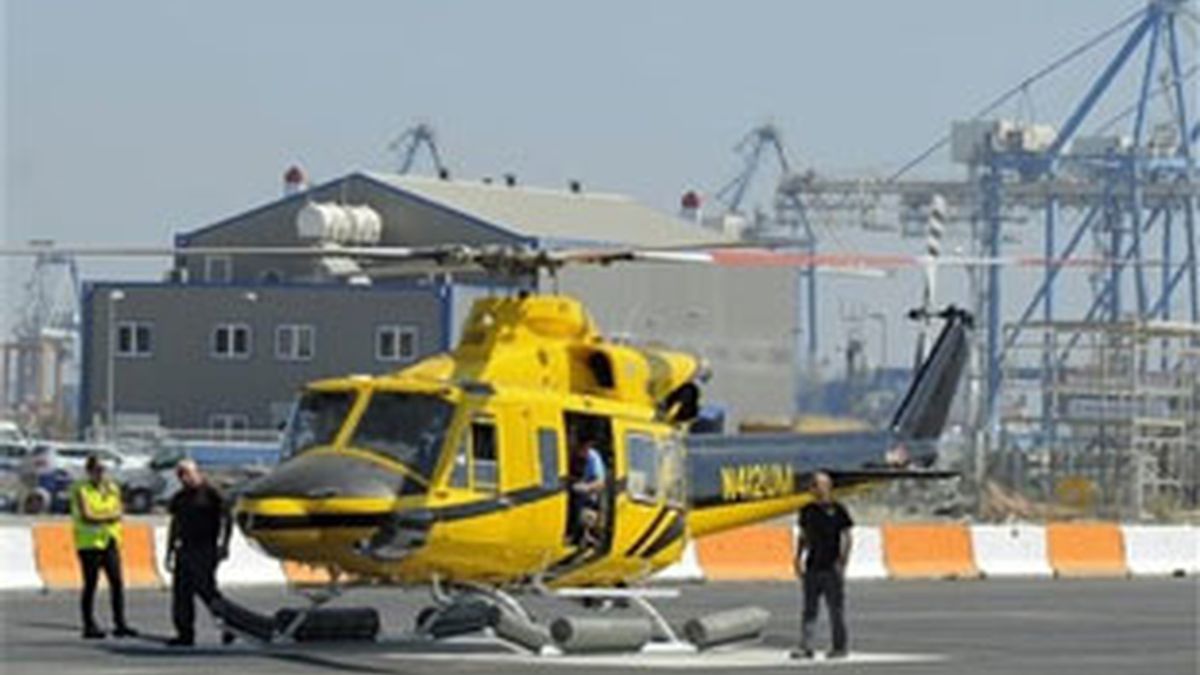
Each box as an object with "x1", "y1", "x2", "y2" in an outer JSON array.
[{"x1": 563, "y1": 412, "x2": 616, "y2": 555}]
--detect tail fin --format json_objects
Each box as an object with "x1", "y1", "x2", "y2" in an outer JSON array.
[{"x1": 889, "y1": 306, "x2": 972, "y2": 442}]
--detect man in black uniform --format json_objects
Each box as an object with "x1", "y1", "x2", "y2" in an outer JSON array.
[
  {"x1": 164, "y1": 459, "x2": 232, "y2": 647},
  {"x1": 793, "y1": 471, "x2": 853, "y2": 659}
]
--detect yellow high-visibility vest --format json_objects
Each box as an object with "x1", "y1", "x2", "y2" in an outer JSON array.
[{"x1": 70, "y1": 479, "x2": 123, "y2": 550}]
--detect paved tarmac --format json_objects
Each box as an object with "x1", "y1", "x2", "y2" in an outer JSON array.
[{"x1": 1, "y1": 579, "x2": 1196, "y2": 675}]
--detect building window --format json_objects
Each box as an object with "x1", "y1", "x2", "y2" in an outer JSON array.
[
  {"x1": 115, "y1": 321, "x2": 153, "y2": 357},
  {"x1": 209, "y1": 413, "x2": 249, "y2": 436},
  {"x1": 275, "y1": 324, "x2": 315, "y2": 361},
  {"x1": 375, "y1": 325, "x2": 418, "y2": 362},
  {"x1": 205, "y1": 256, "x2": 232, "y2": 283},
  {"x1": 212, "y1": 323, "x2": 252, "y2": 359}
]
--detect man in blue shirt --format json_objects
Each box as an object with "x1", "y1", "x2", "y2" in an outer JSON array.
[{"x1": 569, "y1": 436, "x2": 607, "y2": 547}]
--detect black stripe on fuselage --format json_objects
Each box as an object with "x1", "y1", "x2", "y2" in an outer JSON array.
[
  {"x1": 240, "y1": 484, "x2": 563, "y2": 531},
  {"x1": 638, "y1": 511, "x2": 685, "y2": 559},
  {"x1": 623, "y1": 507, "x2": 669, "y2": 557}
]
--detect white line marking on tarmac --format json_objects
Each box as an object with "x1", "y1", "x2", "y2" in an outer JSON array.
[{"x1": 385, "y1": 647, "x2": 948, "y2": 669}]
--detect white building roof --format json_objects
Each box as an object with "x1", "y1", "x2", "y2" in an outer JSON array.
[{"x1": 365, "y1": 172, "x2": 724, "y2": 248}]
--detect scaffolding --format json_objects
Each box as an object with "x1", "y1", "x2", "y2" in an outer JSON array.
[{"x1": 1001, "y1": 320, "x2": 1199, "y2": 520}]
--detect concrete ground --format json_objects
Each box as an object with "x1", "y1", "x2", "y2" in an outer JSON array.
[{"x1": 1, "y1": 579, "x2": 1196, "y2": 675}]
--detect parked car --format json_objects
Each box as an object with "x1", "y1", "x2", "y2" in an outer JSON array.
[
  {"x1": 0, "y1": 421, "x2": 31, "y2": 474},
  {"x1": 18, "y1": 442, "x2": 151, "y2": 514}
]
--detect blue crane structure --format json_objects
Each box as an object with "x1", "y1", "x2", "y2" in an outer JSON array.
[
  {"x1": 773, "y1": 0, "x2": 1198, "y2": 449},
  {"x1": 972, "y1": 0, "x2": 1198, "y2": 444},
  {"x1": 711, "y1": 124, "x2": 821, "y2": 382}
]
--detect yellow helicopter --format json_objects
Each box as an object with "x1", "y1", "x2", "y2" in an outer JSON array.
[{"x1": 3, "y1": 240, "x2": 971, "y2": 647}]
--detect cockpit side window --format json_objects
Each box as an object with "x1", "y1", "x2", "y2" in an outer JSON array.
[{"x1": 282, "y1": 390, "x2": 355, "y2": 458}]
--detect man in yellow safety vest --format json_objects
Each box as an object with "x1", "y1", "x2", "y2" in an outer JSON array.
[{"x1": 71, "y1": 454, "x2": 138, "y2": 639}]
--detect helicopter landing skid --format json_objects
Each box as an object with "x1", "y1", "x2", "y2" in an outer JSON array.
[
  {"x1": 545, "y1": 587, "x2": 695, "y2": 654},
  {"x1": 274, "y1": 581, "x2": 347, "y2": 643},
  {"x1": 416, "y1": 578, "x2": 695, "y2": 655}
]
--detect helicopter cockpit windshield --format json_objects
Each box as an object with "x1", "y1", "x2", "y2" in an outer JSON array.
[
  {"x1": 349, "y1": 391, "x2": 454, "y2": 482},
  {"x1": 282, "y1": 390, "x2": 356, "y2": 458}
]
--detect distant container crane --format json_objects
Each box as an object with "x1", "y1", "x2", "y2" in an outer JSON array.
[
  {"x1": 1, "y1": 244, "x2": 81, "y2": 434},
  {"x1": 387, "y1": 122, "x2": 448, "y2": 177}
]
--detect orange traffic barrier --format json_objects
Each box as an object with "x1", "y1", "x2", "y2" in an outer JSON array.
[
  {"x1": 119, "y1": 523, "x2": 162, "y2": 588},
  {"x1": 33, "y1": 522, "x2": 83, "y2": 589},
  {"x1": 32, "y1": 521, "x2": 162, "y2": 590},
  {"x1": 282, "y1": 560, "x2": 334, "y2": 585},
  {"x1": 882, "y1": 522, "x2": 979, "y2": 579},
  {"x1": 1046, "y1": 522, "x2": 1127, "y2": 577},
  {"x1": 695, "y1": 525, "x2": 795, "y2": 581}
]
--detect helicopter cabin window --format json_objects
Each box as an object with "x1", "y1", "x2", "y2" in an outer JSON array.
[
  {"x1": 447, "y1": 418, "x2": 500, "y2": 494},
  {"x1": 625, "y1": 432, "x2": 659, "y2": 503},
  {"x1": 282, "y1": 390, "x2": 355, "y2": 457},
  {"x1": 537, "y1": 428, "x2": 560, "y2": 491},
  {"x1": 586, "y1": 351, "x2": 615, "y2": 389},
  {"x1": 351, "y1": 392, "x2": 453, "y2": 480}
]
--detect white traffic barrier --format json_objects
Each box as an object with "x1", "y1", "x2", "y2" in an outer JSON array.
[
  {"x1": 1121, "y1": 525, "x2": 1197, "y2": 577},
  {"x1": 0, "y1": 526, "x2": 43, "y2": 590},
  {"x1": 153, "y1": 525, "x2": 288, "y2": 586},
  {"x1": 653, "y1": 541, "x2": 705, "y2": 582},
  {"x1": 845, "y1": 526, "x2": 888, "y2": 580},
  {"x1": 219, "y1": 530, "x2": 289, "y2": 586},
  {"x1": 970, "y1": 524, "x2": 1053, "y2": 578}
]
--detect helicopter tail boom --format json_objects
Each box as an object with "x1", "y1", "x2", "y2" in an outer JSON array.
[{"x1": 683, "y1": 307, "x2": 972, "y2": 538}]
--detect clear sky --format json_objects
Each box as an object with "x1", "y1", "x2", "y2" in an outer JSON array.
[{"x1": 3, "y1": 0, "x2": 1190, "y2": 368}]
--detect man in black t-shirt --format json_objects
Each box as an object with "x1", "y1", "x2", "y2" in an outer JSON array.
[
  {"x1": 165, "y1": 459, "x2": 233, "y2": 647},
  {"x1": 793, "y1": 471, "x2": 853, "y2": 659}
]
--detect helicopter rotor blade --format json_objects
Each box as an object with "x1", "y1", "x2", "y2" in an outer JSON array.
[{"x1": 0, "y1": 241, "x2": 1175, "y2": 276}]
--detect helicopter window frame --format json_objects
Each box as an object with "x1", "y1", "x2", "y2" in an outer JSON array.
[
  {"x1": 469, "y1": 417, "x2": 499, "y2": 494},
  {"x1": 537, "y1": 428, "x2": 560, "y2": 492},
  {"x1": 281, "y1": 389, "x2": 357, "y2": 457},
  {"x1": 625, "y1": 431, "x2": 659, "y2": 504},
  {"x1": 658, "y1": 434, "x2": 687, "y2": 509},
  {"x1": 350, "y1": 390, "x2": 454, "y2": 481},
  {"x1": 445, "y1": 415, "x2": 501, "y2": 495}
]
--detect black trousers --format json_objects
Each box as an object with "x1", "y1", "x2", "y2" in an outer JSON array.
[
  {"x1": 78, "y1": 541, "x2": 127, "y2": 630},
  {"x1": 801, "y1": 568, "x2": 847, "y2": 651},
  {"x1": 172, "y1": 548, "x2": 224, "y2": 641}
]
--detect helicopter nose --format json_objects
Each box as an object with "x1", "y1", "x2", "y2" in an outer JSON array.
[{"x1": 240, "y1": 451, "x2": 406, "y2": 502}]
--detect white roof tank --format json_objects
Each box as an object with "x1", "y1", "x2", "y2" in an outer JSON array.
[{"x1": 296, "y1": 202, "x2": 382, "y2": 245}]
